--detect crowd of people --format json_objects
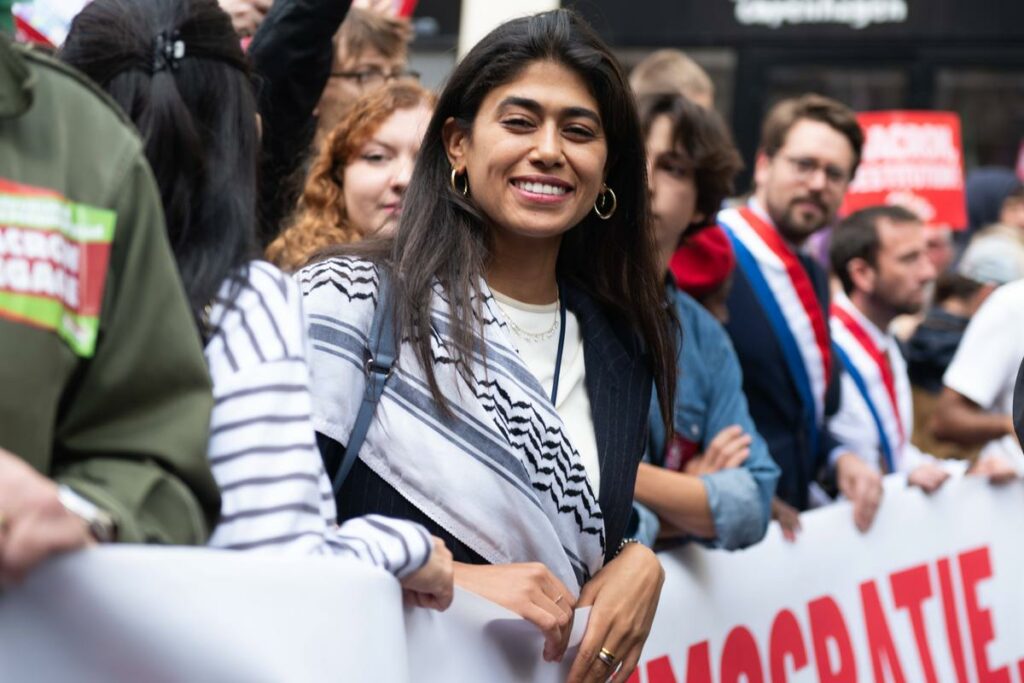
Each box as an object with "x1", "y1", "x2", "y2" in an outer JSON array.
[{"x1": 2, "y1": 1, "x2": 1023, "y2": 680}]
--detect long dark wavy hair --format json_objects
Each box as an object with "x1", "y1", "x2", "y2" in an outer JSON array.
[
  {"x1": 61, "y1": 0, "x2": 257, "y2": 341},
  {"x1": 330, "y1": 9, "x2": 675, "y2": 429}
]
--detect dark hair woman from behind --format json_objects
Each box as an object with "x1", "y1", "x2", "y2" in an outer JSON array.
[
  {"x1": 60, "y1": 0, "x2": 453, "y2": 607},
  {"x1": 61, "y1": 0, "x2": 255, "y2": 334},
  {"x1": 300, "y1": 9, "x2": 672, "y2": 681}
]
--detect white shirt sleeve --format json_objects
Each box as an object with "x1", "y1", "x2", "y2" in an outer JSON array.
[{"x1": 943, "y1": 283, "x2": 1022, "y2": 411}]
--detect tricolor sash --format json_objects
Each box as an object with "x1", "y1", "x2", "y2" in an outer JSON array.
[
  {"x1": 719, "y1": 206, "x2": 831, "y2": 455},
  {"x1": 830, "y1": 298, "x2": 906, "y2": 473}
]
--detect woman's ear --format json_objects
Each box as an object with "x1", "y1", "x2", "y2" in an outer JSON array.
[{"x1": 442, "y1": 116, "x2": 468, "y2": 169}]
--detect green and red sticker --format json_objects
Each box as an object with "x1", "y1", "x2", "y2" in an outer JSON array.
[{"x1": 0, "y1": 178, "x2": 115, "y2": 357}]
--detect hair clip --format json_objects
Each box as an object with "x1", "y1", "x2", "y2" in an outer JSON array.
[{"x1": 153, "y1": 30, "x2": 186, "y2": 73}]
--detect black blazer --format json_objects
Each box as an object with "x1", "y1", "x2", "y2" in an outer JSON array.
[
  {"x1": 320, "y1": 281, "x2": 653, "y2": 567},
  {"x1": 724, "y1": 252, "x2": 841, "y2": 510}
]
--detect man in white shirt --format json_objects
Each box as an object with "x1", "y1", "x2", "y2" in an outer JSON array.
[
  {"x1": 829, "y1": 206, "x2": 950, "y2": 488},
  {"x1": 830, "y1": 206, "x2": 1018, "y2": 488},
  {"x1": 935, "y1": 279, "x2": 1024, "y2": 470}
]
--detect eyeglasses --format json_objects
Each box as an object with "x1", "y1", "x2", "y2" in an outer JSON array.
[
  {"x1": 780, "y1": 155, "x2": 851, "y2": 186},
  {"x1": 330, "y1": 67, "x2": 421, "y2": 89}
]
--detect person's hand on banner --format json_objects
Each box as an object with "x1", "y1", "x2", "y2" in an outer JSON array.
[
  {"x1": 771, "y1": 496, "x2": 802, "y2": 542},
  {"x1": 907, "y1": 462, "x2": 951, "y2": 493},
  {"x1": 567, "y1": 543, "x2": 664, "y2": 683},
  {"x1": 836, "y1": 453, "x2": 883, "y2": 532},
  {"x1": 0, "y1": 449, "x2": 95, "y2": 585},
  {"x1": 453, "y1": 561, "x2": 575, "y2": 662},
  {"x1": 218, "y1": 0, "x2": 272, "y2": 36},
  {"x1": 969, "y1": 455, "x2": 1019, "y2": 484},
  {"x1": 400, "y1": 536, "x2": 454, "y2": 611},
  {"x1": 684, "y1": 425, "x2": 752, "y2": 476}
]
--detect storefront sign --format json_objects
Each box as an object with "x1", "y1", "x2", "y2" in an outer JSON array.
[
  {"x1": 733, "y1": 0, "x2": 909, "y2": 30},
  {"x1": 842, "y1": 111, "x2": 968, "y2": 229}
]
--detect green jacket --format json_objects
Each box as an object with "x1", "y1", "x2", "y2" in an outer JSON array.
[{"x1": 0, "y1": 37, "x2": 220, "y2": 543}]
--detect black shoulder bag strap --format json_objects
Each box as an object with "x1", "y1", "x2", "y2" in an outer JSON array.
[{"x1": 331, "y1": 267, "x2": 398, "y2": 496}]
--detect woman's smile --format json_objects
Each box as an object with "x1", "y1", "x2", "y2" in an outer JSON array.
[{"x1": 510, "y1": 175, "x2": 575, "y2": 205}]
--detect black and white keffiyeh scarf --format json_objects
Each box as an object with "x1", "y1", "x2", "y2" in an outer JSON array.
[{"x1": 297, "y1": 257, "x2": 606, "y2": 594}]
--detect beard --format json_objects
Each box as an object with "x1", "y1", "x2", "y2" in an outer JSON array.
[
  {"x1": 874, "y1": 285, "x2": 928, "y2": 320},
  {"x1": 772, "y1": 195, "x2": 833, "y2": 245}
]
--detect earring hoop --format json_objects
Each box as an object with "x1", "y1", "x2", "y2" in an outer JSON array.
[
  {"x1": 450, "y1": 166, "x2": 469, "y2": 197},
  {"x1": 594, "y1": 184, "x2": 617, "y2": 220}
]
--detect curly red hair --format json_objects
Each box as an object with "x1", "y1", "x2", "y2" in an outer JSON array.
[{"x1": 266, "y1": 81, "x2": 435, "y2": 271}]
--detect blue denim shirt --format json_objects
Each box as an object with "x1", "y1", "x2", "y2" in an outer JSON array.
[{"x1": 636, "y1": 286, "x2": 779, "y2": 550}]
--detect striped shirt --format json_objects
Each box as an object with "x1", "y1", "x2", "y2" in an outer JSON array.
[{"x1": 203, "y1": 260, "x2": 431, "y2": 578}]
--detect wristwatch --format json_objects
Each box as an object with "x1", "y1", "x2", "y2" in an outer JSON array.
[{"x1": 57, "y1": 485, "x2": 118, "y2": 543}]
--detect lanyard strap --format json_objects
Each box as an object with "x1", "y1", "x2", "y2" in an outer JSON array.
[{"x1": 550, "y1": 284, "x2": 567, "y2": 405}]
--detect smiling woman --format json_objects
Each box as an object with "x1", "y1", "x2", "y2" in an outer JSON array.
[
  {"x1": 266, "y1": 81, "x2": 434, "y2": 272},
  {"x1": 299, "y1": 10, "x2": 675, "y2": 683}
]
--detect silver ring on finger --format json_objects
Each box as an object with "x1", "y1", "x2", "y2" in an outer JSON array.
[{"x1": 597, "y1": 647, "x2": 617, "y2": 667}]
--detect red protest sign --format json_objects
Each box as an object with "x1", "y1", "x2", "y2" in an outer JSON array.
[{"x1": 842, "y1": 111, "x2": 968, "y2": 230}]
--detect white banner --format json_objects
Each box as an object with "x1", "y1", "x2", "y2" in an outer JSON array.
[
  {"x1": 631, "y1": 476, "x2": 1024, "y2": 683},
  {"x1": 0, "y1": 548, "x2": 409, "y2": 682},
  {"x1": 1, "y1": 478, "x2": 1022, "y2": 682}
]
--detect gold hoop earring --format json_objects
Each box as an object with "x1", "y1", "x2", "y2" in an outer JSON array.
[
  {"x1": 594, "y1": 184, "x2": 617, "y2": 220},
  {"x1": 450, "y1": 166, "x2": 469, "y2": 197}
]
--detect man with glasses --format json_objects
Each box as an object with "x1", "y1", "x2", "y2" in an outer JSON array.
[
  {"x1": 316, "y1": 6, "x2": 415, "y2": 142},
  {"x1": 717, "y1": 94, "x2": 885, "y2": 537}
]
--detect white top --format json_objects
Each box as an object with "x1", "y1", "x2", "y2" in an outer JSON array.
[
  {"x1": 829, "y1": 294, "x2": 966, "y2": 483},
  {"x1": 202, "y1": 260, "x2": 431, "y2": 576},
  {"x1": 943, "y1": 279, "x2": 1024, "y2": 467},
  {"x1": 491, "y1": 289, "x2": 601, "y2": 492}
]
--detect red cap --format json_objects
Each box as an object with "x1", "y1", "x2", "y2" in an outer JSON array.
[{"x1": 669, "y1": 226, "x2": 736, "y2": 299}]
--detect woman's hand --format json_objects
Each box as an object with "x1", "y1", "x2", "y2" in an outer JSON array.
[
  {"x1": 454, "y1": 561, "x2": 575, "y2": 662},
  {"x1": 400, "y1": 536, "x2": 454, "y2": 611},
  {"x1": 684, "y1": 425, "x2": 751, "y2": 476},
  {"x1": 567, "y1": 543, "x2": 665, "y2": 683},
  {"x1": 0, "y1": 449, "x2": 95, "y2": 585}
]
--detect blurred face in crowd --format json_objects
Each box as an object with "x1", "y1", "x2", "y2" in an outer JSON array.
[
  {"x1": 343, "y1": 103, "x2": 432, "y2": 237},
  {"x1": 318, "y1": 44, "x2": 407, "y2": 140},
  {"x1": 1000, "y1": 195, "x2": 1024, "y2": 230},
  {"x1": 646, "y1": 114, "x2": 703, "y2": 261},
  {"x1": 444, "y1": 60, "x2": 608, "y2": 246},
  {"x1": 754, "y1": 118, "x2": 856, "y2": 245},
  {"x1": 925, "y1": 227, "x2": 955, "y2": 274},
  {"x1": 859, "y1": 218, "x2": 937, "y2": 318}
]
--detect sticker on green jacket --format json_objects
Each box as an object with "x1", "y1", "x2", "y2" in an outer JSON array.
[{"x1": 0, "y1": 177, "x2": 116, "y2": 357}]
